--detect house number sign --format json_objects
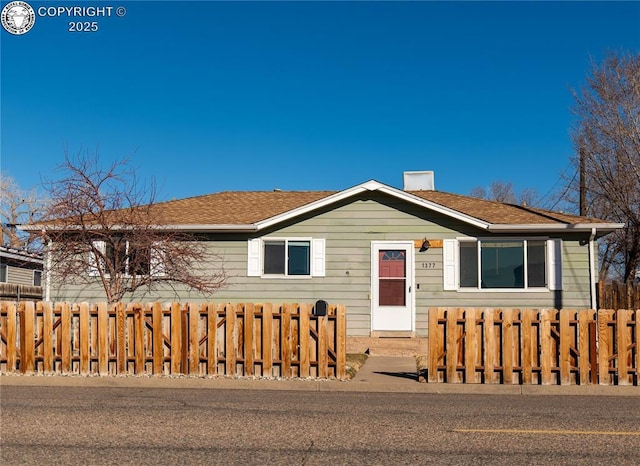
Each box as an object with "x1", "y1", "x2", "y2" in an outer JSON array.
[{"x1": 421, "y1": 262, "x2": 436, "y2": 269}]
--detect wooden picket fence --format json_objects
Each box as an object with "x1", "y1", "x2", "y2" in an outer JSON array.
[
  {"x1": 0, "y1": 301, "x2": 347, "y2": 379},
  {"x1": 599, "y1": 281, "x2": 640, "y2": 310},
  {"x1": 428, "y1": 308, "x2": 639, "y2": 385}
]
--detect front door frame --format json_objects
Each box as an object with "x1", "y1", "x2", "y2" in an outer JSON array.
[{"x1": 370, "y1": 241, "x2": 415, "y2": 332}]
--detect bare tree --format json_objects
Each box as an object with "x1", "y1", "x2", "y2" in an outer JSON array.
[
  {"x1": 469, "y1": 181, "x2": 539, "y2": 206},
  {"x1": 28, "y1": 150, "x2": 226, "y2": 303},
  {"x1": 1, "y1": 173, "x2": 46, "y2": 250},
  {"x1": 569, "y1": 52, "x2": 640, "y2": 283}
]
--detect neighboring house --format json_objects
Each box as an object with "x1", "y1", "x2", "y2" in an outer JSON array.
[
  {"x1": 26, "y1": 172, "x2": 623, "y2": 349},
  {"x1": 0, "y1": 245, "x2": 44, "y2": 300}
]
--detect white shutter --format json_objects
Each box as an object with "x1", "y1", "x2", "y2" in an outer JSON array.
[
  {"x1": 442, "y1": 239, "x2": 458, "y2": 290},
  {"x1": 150, "y1": 242, "x2": 166, "y2": 277},
  {"x1": 89, "y1": 241, "x2": 105, "y2": 277},
  {"x1": 311, "y1": 238, "x2": 325, "y2": 277},
  {"x1": 548, "y1": 239, "x2": 563, "y2": 290},
  {"x1": 247, "y1": 239, "x2": 261, "y2": 277}
]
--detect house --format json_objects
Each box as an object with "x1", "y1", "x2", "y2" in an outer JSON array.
[
  {"x1": 26, "y1": 172, "x2": 623, "y2": 352},
  {"x1": 0, "y1": 245, "x2": 44, "y2": 300}
]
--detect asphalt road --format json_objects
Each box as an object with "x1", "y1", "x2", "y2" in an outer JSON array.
[{"x1": 1, "y1": 385, "x2": 639, "y2": 465}]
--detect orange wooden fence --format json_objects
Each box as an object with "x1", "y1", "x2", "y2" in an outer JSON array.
[
  {"x1": 428, "y1": 308, "x2": 639, "y2": 386},
  {"x1": 0, "y1": 301, "x2": 347, "y2": 379},
  {"x1": 599, "y1": 281, "x2": 640, "y2": 310}
]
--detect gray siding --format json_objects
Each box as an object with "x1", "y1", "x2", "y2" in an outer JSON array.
[
  {"x1": 51, "y1": 192, "x2": 597, "y2": 337},
  {"x1": 5, "y1": 265, "x2": 38, "y2": 286}
]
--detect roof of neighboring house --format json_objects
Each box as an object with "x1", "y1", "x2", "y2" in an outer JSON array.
[
  {"x1": 20, "y1": 180, "x2": 624, "y2": 235},
  {"x1": 0, "y1": 246, "x2": 44, "y2": 265}
]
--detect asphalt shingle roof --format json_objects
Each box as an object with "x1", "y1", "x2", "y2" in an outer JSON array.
[
  {"x1": 148, "y1": 191, "x2": 336, "y2": 225},
  {"x1": 144, "y1": 188, "x2": 605, "y2": 226}
]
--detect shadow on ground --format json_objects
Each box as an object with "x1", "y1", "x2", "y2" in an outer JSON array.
[{"x1": 373, "y1": 371, "x2": 417, "y2": 381}]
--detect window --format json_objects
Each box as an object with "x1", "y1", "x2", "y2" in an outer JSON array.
[
  {"x1": 247, "y1": 238, "x2": 325, "y2": 278},
  {"x1": 461, "y1": 239, "x2": 547, "y2": 289},
  {"x1": 264, "y1": 239, "x2": 310, "y2": 276},
  {"x1": 0, "y1": 263, "x2": 7, "y2": 282},
  {"x1": 443, "y1": 238, "x2": 561, "y2": 291},
  {"x1": 33, "y1": 270, "x2": 42, "y2": 287},
  {"x1": 90, "y1": 240, "x2": 160, "y2": 277}
]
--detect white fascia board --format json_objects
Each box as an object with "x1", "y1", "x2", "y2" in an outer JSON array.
[
  {"x1": 19, "y1": 223, "x2": 258, "y2": 233},
  {"x1": 487, "y1": 223, "x2": 625, "y2": 233},
  {"x1": 161, "y1": 224, "x2": 258, "y2": 232},
  {"x1": 254, "y1": 182, "x2": 378, "y2": 230},
  {"x1": 255, "y1": 179, "x2": 492, "y2": 231},
  {"x1": 17, "y1": 224, "x2": 43, "y2": 231},
  {"x1": 0, "y1": 250, "x2": 44, "y2": 264}
]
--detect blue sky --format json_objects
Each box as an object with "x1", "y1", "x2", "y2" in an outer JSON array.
[{"x1": 2, "y1": 1, "x2": 639, "y2": 207}]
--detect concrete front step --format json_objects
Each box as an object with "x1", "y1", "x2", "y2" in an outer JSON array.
[{"x1": 348, "y1": 336, "x2": 427, "y2": 357}]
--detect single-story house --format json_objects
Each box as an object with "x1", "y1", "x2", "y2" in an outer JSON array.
[
  {"x1": 25, "y1": 172, "x2": 623, "y2": 351},
  {"x1": 0, "y1": 245, "x2": 44, "y2": 300}
]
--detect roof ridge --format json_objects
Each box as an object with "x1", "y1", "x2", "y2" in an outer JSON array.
[{"x1": 155, "y1": 189, "x2": 338, "y2": 205}]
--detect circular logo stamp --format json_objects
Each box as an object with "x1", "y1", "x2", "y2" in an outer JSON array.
[{"x1": 1, "y1": 1, "x2": 36, "y2": 35}]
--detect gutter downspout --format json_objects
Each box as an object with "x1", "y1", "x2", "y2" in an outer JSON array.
[{"x1": 588, "y1": 227, "x2": 597, "y2": 310}]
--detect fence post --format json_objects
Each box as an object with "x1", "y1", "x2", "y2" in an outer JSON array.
[
  {"x1": 115, "y1": 302, "x2": 126, "y2": 374},
  {"x1": 299, "y1": 304, "x2": 310, "y2": 377},
  {"x1": 41, "y1": 302, "x2": 53, "y2": 374},
  {"x1": 243, "y1": 303, "x2": 254, "y2": 377},
  {"x1": 5, "y1": 302, "x2": 17, "y2": 372},
  {"x1": 521, "y1": 309, "x2": 533, "y2": 384},
  {"x1": 598, "y1": 309, "x2": 613, "y2": 385},
  {"x1": 225, "y1": 303, "x2": 236, "y2": 376},
  {"x1": 169, "y1": 303, "x2": 181, "y2": 374},
  {"x1": 206, "y1": 303, "x2": 217, "y2": 375},
  {"x1": 189, "y1": 303, "x2": 199, "y2": 375},
  {"x1": 428, "y1": 308, "x2": 442, "y2": 383},
  {"x1": 446, "y1": 308, "x2": 458, "y2": 383},
  {"x1": 133, "y1": 304, "x2": 145, "y2": 375},
  {"x1": 318, "y1": 312, "x2": 328, "y2": 379},
  {"x1": 262, "y1": 303, "x2": 273, "y2": 377},
  {"x1": 464, "y1": 308, "x2": 477, "y2": 383},
  {"x1": 484, "y1": 309, "x2": 496, "y2": 384},
  {"x1": 281, "y1": 304, "x2": 292, "y2": 378},
  {"x1": 540, "y1": 310, "x2": 553, "y2": 385},
  {"x1": 577, "y1": 309, "x2": 591, "y2": 385},
  {"x1": 616, "y1": 309, "x2": 630, "y2": 385},
  {"x1": 181, "y1": 304, "x2": 189, "y2": 374},
  {"x1": 559, "y1": 309, "x2": 571, "y2": 385},
  {"x1": 79, "y1": 302, "x2": 90, "y2": 375},
  {"x1": 336, "y1": 305, "x2": 347, "y2": 380},
  {"x1": 502, "y1": 309, "x2": 515, "y2": 384},
  {"x1": 61, "y1": 302, "x2": 71, "y2": 374},
  {"x1": 98, "y1": 302, "x2": 109, "y2": 375},
  {"x1": 19, "y1": 301, "x2": 35, "y2": 374},
  {"x1": 151, "y1": 302, "x2": 163, "y2": 375}
]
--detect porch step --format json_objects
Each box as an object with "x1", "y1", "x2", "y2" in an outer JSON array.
[{"x1": 365, "y1": 337, "x2": 427, "y2": 357}]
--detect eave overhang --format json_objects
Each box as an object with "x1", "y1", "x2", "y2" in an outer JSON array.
[
  {"x1": 0, "y1": 250, "x2": 44, "y2": 265},
  {"x1": 486, "y1": 223, "x2": 625, "y2": 236}
]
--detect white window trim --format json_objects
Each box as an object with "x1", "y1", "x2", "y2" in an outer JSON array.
[
  {"x1": 444, "y1": 237, "x2": 562, "y2": 293},
  {"x1": 247, "y1": 237, "x2": 325, "y2": 279},
  {"x1": 89, "y1": 240, "x2": 164, "y2": 278}
]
